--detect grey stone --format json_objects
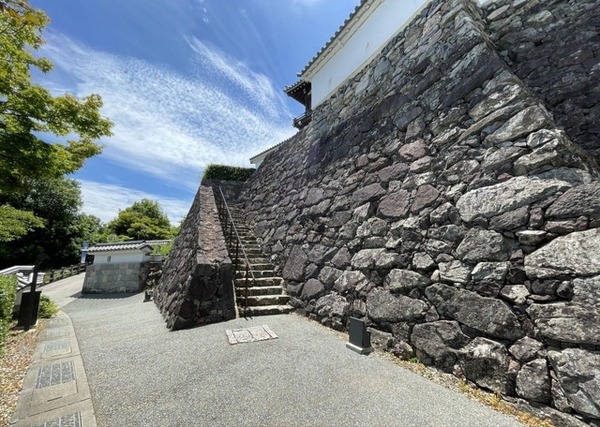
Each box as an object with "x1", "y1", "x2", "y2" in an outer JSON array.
[
  {"x1": 425, "y1": 283, "x2": 524, "y2": 340},
  {"x1": 489, "y1": 206, "x2": 529, "y2": 231},
  {"x1": 411, "y1": 321, "x2": 469, "y2": 370},
  {"x1": 486, "y1": 105, "x2": 553, "y2": 144},
  {"x1": 356, "y1": 217, "x2": 388, "y2": 238},
  {"x1": 410, "y1": 184, "x2": 440, "y2": 214},
  {"x1": 438, "y1": 261, "x2": 471, "y2": 284},
  {"x1": 412, "y1": 252, "x2": 436, "y2": 271},
  {"x1": 548, "y1": 349, "x2": 600, "y2": 419},
  {"x1": 429, "y1": 202, "x2": 459, "y2": 225},
  {"x1": 351, "y1": 248, "x2": 386, "y2": 269},
  {"x1": 353, "y1": 203, "x2": 374, "y2": 222},
  {"x1": 509, "y1": 337, "x2": 545, "y2": 363},
  {"x1": 385, "y1": 269, "x2": 431, "y2": 294},
  {"x1": 301, "y1": 278, "x2": 326, "y2": 301},
  {"x1": 546, "y1": 183, "x2": 600, "y2": 219},
  {"x1": 398, "y1": 140, "x2": 428, "y2": 161},
  {"x1": 378, "y1": 163, "x2": 409, "y2": 183},
  {"x1": 315, "y1": 293, "x2": 350, "y2": 319},
  {"x1": 471, "y1": 262, "x2": 509, "y2": 286},
  {"x1": 282, "y1": 245, "x2": 308, "y2": 281},
  {"x1": 527, "y1": 303, "x2": 600, "y2": 345},
  {"x1": 378, "y1": 190, "x2": 411, "y2": 219},
  {"x1": 318, "y1": 267, "x2": 342, "y2": 287},
  {"x1": 524, "y1": 228, "x2": 600, "y2": 279},
  {"x1": 516, "y1": 230, "x2": 546, "y2": 246},
  {"x1": 308, "y1": 244, "x2": 336, "y2": 264},
  {"x1": 459, "y1": 337, "x2": 512, "y2": 395},
  {"x1": 515, "y1": 359, "x2": 551, "y2": 403},
  {"x1": 333, "y1": 270, "x2": 369, "y2": 295},
  {"x1": 514, "y1": 137, "x2": 588, "y2": 176},
  {"x1": 500, "y1": 285, "x2": 530, "y2": 305},
  {"x1": 305, "y1": 188, "x2": 326, "y2": 206},
  {"x1": 456, "y1": 229, "x2": 509, "y2": 263},
  {"x1": 456, "y1": 177, "x2": 571, "y2": 222},
  {"x1": 368, "y1": 328, "x2": 394, "y2": 351},
  {"x1": 353, "y1": 183, "x2": 386, "y2": 205},
  {"x1": 482, "y1": 147, "x2": 526, "y2": 174},
  {"x1": 367, "y1": 288, "x2": 429, "y2": 322},
  {"x1": 331, "y1": 247, "x2": 352, "y2": 269}
]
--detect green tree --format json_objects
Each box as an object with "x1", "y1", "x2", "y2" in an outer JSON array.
[
  {"x1": 0, "y1": 177, "x2": 84, "y2": 268},
  {"x1": 108, "y1": 199, "x2": 174, "y2": 240},
  {"x1": 0, "y1": 0, "x2": 112, "y2": 238}
]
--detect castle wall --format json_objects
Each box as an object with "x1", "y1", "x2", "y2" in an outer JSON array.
[
  {"x1": 82, "y1": 262, "x2": 149, "y2": 294},
  {"x1": 241, "y1": 0, "x2": 600, "y2": 422},
  {"x1": 484, "y1": 0, "x2": 600, "y2": 161},
  {"x1": 155, "y1": 185, "x2": 235, "y2": 330}
]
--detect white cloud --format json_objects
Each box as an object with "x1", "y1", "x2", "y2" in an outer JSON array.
[
  {"x1": 78, "y1": 180, "x2": 191, "y2": 225},
  {"x1": 38, "y1": 32, "x2": 295, "y2": 191}
]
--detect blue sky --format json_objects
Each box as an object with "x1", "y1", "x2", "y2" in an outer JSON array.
[{"x1": 30, "y1": 0, "x2": 362, "y2": 224}]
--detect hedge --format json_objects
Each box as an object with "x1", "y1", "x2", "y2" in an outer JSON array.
[
  {"x1": 0, "y1": 275, "x2": 16, "y2": 356},
  {"x1": 203, "y1": 164, "x2": 255, "y2": 182}
]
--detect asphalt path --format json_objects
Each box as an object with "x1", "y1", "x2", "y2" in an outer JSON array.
[{"x1": 54, "y1": 280, "x2": 526, "y2": 427}]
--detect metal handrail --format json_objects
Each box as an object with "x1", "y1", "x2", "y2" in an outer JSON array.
[{"x1": 216, "y1": 187, "x2": 255, "y2": 311}]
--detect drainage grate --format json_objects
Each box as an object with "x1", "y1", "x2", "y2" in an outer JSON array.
[
  {"x1": 226, "y1": 325, "x2": 278, "y2": 345},
  {"x1": 44, "y1": 340, "x2": 70, "y2": 353},
  {"x1": 33, "y1": 411, "x2": 82, "y2": 427},
  {"x1": 35, "y1": 361, "x2": 75, "y2": 389}
]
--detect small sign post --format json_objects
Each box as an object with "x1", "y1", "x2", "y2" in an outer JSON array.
[{"x1": 346, "y1": 317, "x2": 373, "y2": 355}]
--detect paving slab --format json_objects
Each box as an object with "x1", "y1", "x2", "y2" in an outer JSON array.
[{"x1": 11, "y1": 311, "x2": 96, "y2": 427}]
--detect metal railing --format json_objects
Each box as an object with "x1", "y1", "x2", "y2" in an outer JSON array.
[{"x1": 215, "y1": 187, "x2": 255, "y2": 310}]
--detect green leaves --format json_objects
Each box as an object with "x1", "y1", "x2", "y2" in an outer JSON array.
[
  {"x1": 108, "y1": 199, "x2": 175, "y2": 241},
  {"x1": 0, "y1": 1, "x2": 112, "y2": 196},
  {"x1": 0, "y1": 204, "x2": 43, "y2": 242}
]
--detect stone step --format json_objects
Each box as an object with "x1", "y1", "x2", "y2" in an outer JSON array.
[
  {"x1": 239, "y1": 294, "x2": 290, "y2": 306},
  {"x1": 235, "y1": 285, "x2": 283, "y2": 296},
  {"x1": 235, "y1": 269, "x2": 275, "y2": 278},
  {"x1": 235, "y1": 257, "x2": 271, "y2": 264},
  {"x1": 238, "y1": 304, "x2": 294, "y2": 317},
  {"x1": 234, "y1": 262, "x2": 274, "y2": 271},
  {"x1": 235, "y1": 277, "x2": 282, "y2": 287}
]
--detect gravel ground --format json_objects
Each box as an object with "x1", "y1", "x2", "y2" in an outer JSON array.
[
  {"x1": 63, "y1": 293, "x2": 526, "y2": 427},
  {"x1": 0, "y1": 321, "x2": 43, "y2": 427}
]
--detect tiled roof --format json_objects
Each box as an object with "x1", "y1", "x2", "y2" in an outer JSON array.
[
  {"x1": 85, "y1": 241, "x2": 154, "y2": 253},
  {"x1": 299, "y1": 0, "x2": 369, "y2": 76},
  {"x1": 249, "y1": 134, "x2": 297, "y2": 163}
]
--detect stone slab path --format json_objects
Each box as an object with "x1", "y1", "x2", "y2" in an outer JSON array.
[{"x1": 13, "y1": 274, "x2": 526, "y2": 426}]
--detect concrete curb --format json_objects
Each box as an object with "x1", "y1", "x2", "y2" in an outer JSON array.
[{"x1": 10, "y1": 311, "x2": 97, "y2": 427}]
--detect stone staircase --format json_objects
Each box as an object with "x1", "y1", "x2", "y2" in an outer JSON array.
[{"x1": 226, "y1": 205, "x2": 293, "y2": 317}]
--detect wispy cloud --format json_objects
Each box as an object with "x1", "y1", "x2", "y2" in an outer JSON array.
[
  {"x1": 38, "y1": 31, "x2": 295, "y2": 191},
  {"x1": 78, "y1": 180, "x2": 191, "y2": 225}
]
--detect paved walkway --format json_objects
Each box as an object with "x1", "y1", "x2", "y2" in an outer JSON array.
[{"x1": 12, "y1": 275, "x2": 526, "y2": 426}]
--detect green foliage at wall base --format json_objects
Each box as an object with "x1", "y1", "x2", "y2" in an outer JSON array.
[
  {"x1": 203, "y1": 164, "x2": 255, "y2": 182},
  {"x1": 38, "y1": 295, "x2": 58, "y2": 318},
  {"x1": 0, "y1": 275, "x2": 17, "y2": 356}
]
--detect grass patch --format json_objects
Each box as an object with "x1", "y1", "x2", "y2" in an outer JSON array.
[{"x1": 38, "y1": 296, "x2": 58, "y2": 318}]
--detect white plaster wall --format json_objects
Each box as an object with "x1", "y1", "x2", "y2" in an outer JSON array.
[
  {"x1": 92, "y1": 251, "x2": 148, "y2": 264},
  {"x1": 308, "y1": 0, "x2": 428, "y2": 108}
]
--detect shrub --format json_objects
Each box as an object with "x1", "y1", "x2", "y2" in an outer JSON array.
[
  {"x1": 38, "y1": 295, "x2": 58, "y2": 318},
  {"x1": 202, "y1": 164, "x2": 255, "y2": 182},
  {"x1": 0, "y1": 275, "x2": 16, "y2": 355}
]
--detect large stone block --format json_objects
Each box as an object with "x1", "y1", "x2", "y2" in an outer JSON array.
[
  {"x1": 459, "y1": 337, "x2": 512, "y2": 395},
  {"x1": 548, "y1": 349, "x2": 600, "y2": 419},
  {"x1": 425, "y1": 283, "x2": 523, "y2": 340},
  {"x1": 457, "y1": 177, "x2": 571, "y2": 222},
  {"x1": 524, "y1": 228, "x2": 600, "y2": 279},
  {"x1": 367, "y1": 287, "x2": 429, "y2": 322},
  {"x1": 411, "y1": 321, "x2": 469, "y2": 370}
]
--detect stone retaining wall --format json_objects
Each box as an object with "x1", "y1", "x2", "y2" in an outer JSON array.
[
  {"x1": 483, "y1": 0, "x2": 600, "y2": 162},
  {"x1": 154, "y1": 185, "x2": 235, "y2": 330},
  {"x1": 82, "y1": 262, "x2": 149, "y2": 293},
  {"x1": 239, "y1": 0, "x2": 600, "y2": 423}
]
